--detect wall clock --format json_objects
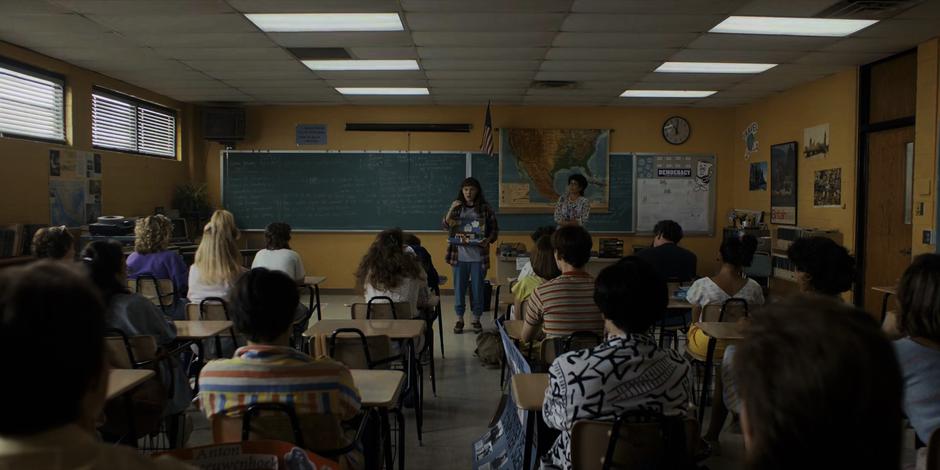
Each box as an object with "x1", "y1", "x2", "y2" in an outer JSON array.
[{"x1": 663, "y1": 116, "x2": 691, "y2": 145}]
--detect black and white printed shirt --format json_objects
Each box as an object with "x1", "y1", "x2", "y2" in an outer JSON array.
[{"x1": 540, "y1": 333, "x2": 692, "y2": 470}]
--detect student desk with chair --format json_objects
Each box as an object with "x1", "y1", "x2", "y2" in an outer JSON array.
[
  {"x1": 302, "y1": 275, "x2": 327, "y2": 322},
  {"x1": 512, "y1": 373, "x2": 550, "y2": 470},
  {"x1": 104, "y1": 368, "x2": 156, "y2": 447},
  {"x1": 350, "y1": 369, "x2": 406, "y2": 470},
  {"x1": 174, "y1": 320, "x2": 234, "y2": 393},
  {"x1": 304, "y1": 319, "x2": 427, "y2": 445},
  {"x1": 695, "y1": 321, "x2": 746, "y2": 422}
]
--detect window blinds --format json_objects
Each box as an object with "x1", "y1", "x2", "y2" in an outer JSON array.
[
  {"x1": 0, "y1": 64, "x2": 65, "y2": 141},
  {"x1": 92, "y1": 89, "x2": 176, "y2": 158}
]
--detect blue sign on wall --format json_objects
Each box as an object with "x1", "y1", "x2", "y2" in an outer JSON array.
[{"x1": 296, "y1": 124, "x2": 327, "y2": 145}]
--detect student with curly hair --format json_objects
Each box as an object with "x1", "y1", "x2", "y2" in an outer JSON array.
[
  {"x1": 553, "y1": 174, "x2": 590, "y2": 227},
  {"x1": 355, "y1": 228, "x2": 435, "y2": 318},
  {"x1": 127, "y1": 214, "x2": 189, "y2": 303},
  {"x1": 30, "y1": 225, "x2": 75, "y2": 260},
  {"x1": 786, "y1": 236, "x2": 855, "y2": 296}
]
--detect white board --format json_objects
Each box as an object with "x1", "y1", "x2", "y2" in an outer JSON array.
[{"x1": 634, "y1": 154, "x2": 716, "y2": 235}]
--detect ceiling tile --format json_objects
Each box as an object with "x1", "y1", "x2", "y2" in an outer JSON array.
[
  {"x1": 343, "y1": 95, "x2": 435, "y2": 105},
  {"x1": 153, "y1": 47, "x2": 293, "y2": 61},
  {"x1": 413, "y1": 32, "x2": 556, "y2": 47},
  {"x1": 792, "y1": 51, "x2": 889, "y2": 66},
  {"x1": 429, "y1": 80, "x2": 532, "y2": 88},
  {"x1": 539, "y1": 61, "x2": 657, "y2": 72},
  {"x1": 405, "y1": 13, "x2": 565, "y2": 32},
  {"x1": 896, "y1": 1, "x2": 940, "y2": 19},
  {"x1": 268, "y1": 32, "x2": 414, "y2": 48},
  {"x1": 822, "y1": 37, "x2": 919, "y2": 54},
  {"x1": 534, "y1": 70, "x2": 644, "y2": 81},
  {"x1": 431, "y1": 88, "x2": 526, "y2": 96},
  {"x1": 183, "y1": 59, "x2": 308, "y2": 73},
  {"x1": 711, "y1": 89, "x2": 772, "y2": 99},
  {"x1": 88, "y1": 13, "x2": 256, "y2": 34},
  {"x1": 421, "y1": 60, "x2": 541, "y2": 71},
  {"x1": 553, "y1": 33, "x2": 698, "y2": 48},
  {"x1": 325, "y1": 79, "x2": 429, "y2": 87},
  {"x1": 562, "y1": 14, "x2": 723, "y2": 33},
  {"x1": 0, "y1": 31, "x2": 126, "y2": 49},
  {"x1": 224, "y1": 79, "x2": 332, "y2": 88},
  {"x1": 732, "y1": 0, "x2": 840, "y2": 17},
  {"x1": 686, "y1": 33, "x2": 838, "y2": 51},
  {"x1": 426, "y1": 70, "x2": 536, "y2": 80},
  {"x1": 227, "y1": 0, "x2": 400, "y2": 13},
  {"x1": 637, "y1": 72, "x2": 747, "y2": 85},
  {"x1": 434, "y1": 97, "x2": 524, "y2": 105},
  {"x1": 313, "y1": 70, "x2": 427, "y2": 80},
  {"x1": 0, "y1": 13, "x2": 108, "y2": 33},
  {"x1": 403, "y1": 0, "x2": 572, "y2": 12},
  {"x1": 0, "y1": 0, "x2": 70, "y2": 14},
  {"x1": 129, "y1": 79, "x2": 229, "y2": 89},
  {"x1": 610, "y1": 98, "x2": 699, "y2": 106},
  {"x1": 545, "y1": 48, "x2": 675, "y2": 61},
  {"x1": 130, "y1": 32, "x2": 274, "y2": 48},
  {"x1": 30, "y1": 46, "x2": 149, "y2": 62},
  {"x1": 525, "y1": 88, "x2": 618, "y2": 97},
  {"x1": 732, "y1": 72, "x2": 828, "y2": 91},
  {"x1": 853, "y1": 19, "x2": 940, "y2": 43},
  {"x1": 418, "y1": 47, "x2": 547, "y2": 60},
  {"x1": 690, "y1": 97, "x2": 746, "y2": 107},
  {"x1": 51, "y1": 0, "x2": 234, "y2": 14},
  {"x1": 571, "y1": 0, "x2": 748, "y2": 14},
  {"x1": 200, "y1": 69, "x2": 317, "y2": 80},
  {"x1": 667, "y1": 48, "x2": 805, "y2": 63},
  {"x1": 348, "y1": 47, "x2": 418, "y2": 59}
]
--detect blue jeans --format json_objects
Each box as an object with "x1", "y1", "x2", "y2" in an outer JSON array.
[{"x1": 453, "y1": 261, "x2": 485, "y2": 319}]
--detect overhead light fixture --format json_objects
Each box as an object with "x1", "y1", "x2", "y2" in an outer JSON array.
[
  {"x1": 710, "y1": 16, "x2": 878, "y2": 37},
  {"x1": 244, "y1": 13, "x2": 403, "y2": 32},
  {"x1": 336, "y1": 87, "x2": 430, "y2": 95},
  {"x1": 655, "y1": 62, "x2": 777, "y2": 74},
  {"x1": 620, "y1": 90, "x2": 716, "y2": 98},
  {"x1": 303, "y1": 60, "x2": 419, "y2": 71}
]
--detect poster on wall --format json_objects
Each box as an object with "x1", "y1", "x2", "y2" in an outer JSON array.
[
  {"x1": 803, "y1": 123, "x2": 830, "y2": 159},
  {"x1": 498, "y1": 128, "x2": 610, "y2": 213},
  {"x1": 749, "y1": 161, "x2": 767, "y2": 191},
  {"x1": 49, "y1": 149, "x2": 102, "y2": 227},
  {"x1": 743, "y1": 122, "x2": 758, "y2": 160},
  {"x1": 814, "y1": 168, "x2": 842, "y2": 207},
  {"x1": 770, "y1": 142, "x2": 798, "y2": 225}
]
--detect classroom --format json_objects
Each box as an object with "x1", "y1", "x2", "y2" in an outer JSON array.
[{"x1": 1, "y1": 1, "x2": 940, "y2": 469}]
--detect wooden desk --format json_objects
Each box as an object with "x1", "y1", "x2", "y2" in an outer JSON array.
[
  {"x1": 695, "y1": 321, "x2": 745, "y2": 422},
  {"x1": 174, "y1": 320, "x2": 233, "y2": 339},
  {"x1": 302, "y1": 276, "x2": 327, "y2": 322},
  {"x1": 512, "y1": 373, "x2": 550, "y2": 470},
  {"x1": 352, "y1": 369, "x2": 404, "y2": 408},
  {"x1": 107, "y1": 369, "x2": 154, "y2": 400},
  {"x1": 872, "y1": 286, "x2": 897, "y2": 324},
  {"x1": 503, "y1": 319, "x2": 524, "y2": 341},
  {"x1": 668, "y1": 297, "x2": 691, "y2": 309}
]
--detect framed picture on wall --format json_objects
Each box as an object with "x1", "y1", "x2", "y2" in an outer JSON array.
[{"x1": 771, "y1": 141, "x2": 798, "y2": 225}]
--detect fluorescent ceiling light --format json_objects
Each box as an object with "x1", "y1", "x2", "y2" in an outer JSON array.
[
  {"x1": 336, "y1": 87, "x2": 430, "y2": 95},
  {"x1": 620, "y1": 90, "x2": 716, "y2": 98},
  {"x1": 303, "y1": 60, "x2": 419, "y2": 71},
  {"x1": 244, "y1": 13, "x2": 403, "y2": 32},
  {"x1": 710, "y1": 16, "x2": 878, "y2": 37},
  {"x1": 656, "y1": 62, "x2": 776, "y2": 74}
]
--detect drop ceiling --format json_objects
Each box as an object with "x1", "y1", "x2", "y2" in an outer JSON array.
[{"x1": 0, "y1": 0, "x2": 938, "y2": 106}]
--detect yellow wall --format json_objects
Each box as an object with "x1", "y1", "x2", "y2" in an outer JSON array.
[
  {"x1": 915, "y1": 39, "x2": 940, "y2": 255},
  {"x1": 731, "y1": 69, "x2": 859, "y2": 252},
  {"x1": 0, "y1": 41, "x2": 200, "y2": 225},
  {"x1": 204, "y1": 105, "x2": 736, "y2": 289}
]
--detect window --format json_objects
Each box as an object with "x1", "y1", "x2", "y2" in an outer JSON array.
[
  {"x1": 92, "y1": 88, "x2": 176, "y2": 158},
  {"x1": 0, "y1": 60, "x2": 66, "y2": 142}
]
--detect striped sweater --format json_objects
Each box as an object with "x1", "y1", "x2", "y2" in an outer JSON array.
[
  {"x1": 199, "y1": 344, "x2": 361, "y2": 420},
  {"x1": 524, "y1": 271, "x2": 605, "y2": 338}
]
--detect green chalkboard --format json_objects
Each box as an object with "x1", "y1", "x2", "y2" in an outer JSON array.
[
  {"x1": 222, "y1": 151, "x2": 635, "y2": 232},
  {"x1": 223, "y1": 151, "x2": 467, "y2": 230}
]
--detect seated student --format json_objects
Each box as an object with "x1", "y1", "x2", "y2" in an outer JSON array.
[
  {"x1": 706, "y1": 235, "x2": 855, "y2": 452},
  {"x1": 31, "y1": 225, "x2": 75, "y2": 261},
  {"x1": 541, "y1": 257, "x2": 692, "y2": 470},
  {"x1": 522, "y1": 226, "x2": 604, "y2": 342},
  {"x1": 894, "y1": 254, "x2": 940, "y2": 467},
  {"x1": 188, "y1": 209, "x2": 244, "y2": 303},
  {"x1": 685, "y1": 234, "x2": 764, "y2": 358},
  {"x1": 355, "y1": 228, "x2": 435, "y2": 318},
  {"x1": 404, "y1": 233, "x2": 440, "y2": 291},
  {"x1": 126, "y1": 214, "x2": 190, "y2": 315},
  {"x1": 83, "y1": 240, "x2": 192, "y2": 417},
  {"x1": 0, "y1": 261, "x2": 193, "y2": 469},
  {"x1": 199, "y1": 268, "x2": 362, "y2": 469},
  {"x1": 251, "y1": 222, "x2": 305, "y2": 283},
  {"x1": 734, "y1": 295, "x2": 902, "y2": 470},
  {"x1": 635, "y1": 220, "x2": 697, "y2": 282},
  {"x1": 517, "y1": 225, "x2": 556, "y2": 280},
  {"x1": 511, "y1": 235, "x2": 561, "y2": 320}
]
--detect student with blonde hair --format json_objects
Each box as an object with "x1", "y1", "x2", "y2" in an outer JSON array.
[
  {"x1": 188, "y1": 210, "x2": 244, "y2": 303},
  {"x1": 127, "y1": 214, "x2": 189, "y2": 310}
]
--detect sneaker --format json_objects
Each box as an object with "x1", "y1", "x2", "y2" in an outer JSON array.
[
  {"x1": 454, "y1": 320, "x2": 464, "y2": 334},
  {"x1": 471, "y1": 320, "x2": 483, "y2": 334}
]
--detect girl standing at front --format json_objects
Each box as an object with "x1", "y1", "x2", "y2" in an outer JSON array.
[{"x1": 443, "y1": 177, "x2": 498, "y2": 334}]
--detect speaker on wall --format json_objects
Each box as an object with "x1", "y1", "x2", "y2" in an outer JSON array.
[{"x1": 203, "y1": 107, "x2": 245, "y2": 142}]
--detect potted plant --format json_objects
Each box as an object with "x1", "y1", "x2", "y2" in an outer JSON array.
[{"x1": 172, "y1": 183, "x2": 212, "y2": 236}]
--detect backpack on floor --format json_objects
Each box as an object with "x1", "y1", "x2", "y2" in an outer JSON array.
[{"x1": 474, "y1": 329, "x2": 503, "y2": 368}]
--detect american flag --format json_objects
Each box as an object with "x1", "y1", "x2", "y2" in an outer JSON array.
[{"x1": 480, "y1": 101, "x2": 494, "y2": 156}]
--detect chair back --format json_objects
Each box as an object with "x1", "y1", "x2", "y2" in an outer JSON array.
[
  {"x1": 104, "y1": 328, "x2": 159, "y2": 369},
  {"x1": 211, "y1": 403, "x2": 350, "y2": 456},
  {"x1": 128, "y1": 274, "x2": 176, "y2": 309},
  {"x1": 320, "y1": 328, "x2": 393, "y2": 370},
  {"x1": 700, "y1": 298, "x2": 749, "y2": 323},
  {"x1": 571, "y1": 412, "x2": 695, "y2": 470},
  {"x1": 928, "y1": 428, "x2": 940, "y2": 470},
  {"x1": 186, "y1": 297, "x2": 230, "y2": 321},
  {"x1": 350, "y1": 296, "x2": 411, "y2": 320},
  {"x1": 540, "y1": 331, "x2": 603, "y2": 365}
]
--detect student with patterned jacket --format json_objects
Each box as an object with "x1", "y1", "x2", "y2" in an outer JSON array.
[
  {"x1": 199, "y1": 268, "x2": 363, "y2": 469},
  {"x1": 442, "y1": 177, "x2": 498, "y2": 334},
  {"x1": 540, "y1": 257, "x2": 692, "y2": 470}
]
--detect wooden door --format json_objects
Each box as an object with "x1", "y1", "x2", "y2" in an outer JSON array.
[{"x1": 863, "y1": 126, "x2": 914, "y2": 315}]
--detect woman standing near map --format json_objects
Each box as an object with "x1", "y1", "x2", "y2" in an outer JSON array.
[
  {"x1": 442, "y1": 177, "x2": 499, "y2": 334},
  {"x1": 554, "y1": 174, "x2": 590, "y2": 227}
]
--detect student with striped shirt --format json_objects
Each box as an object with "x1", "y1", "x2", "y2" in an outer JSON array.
[
  {"x1": 199, "y1": 268, "x2": 362, "y2": 469},
  {"x1": 521, "y1": 225, "x2": 604, "y2": 342}
]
